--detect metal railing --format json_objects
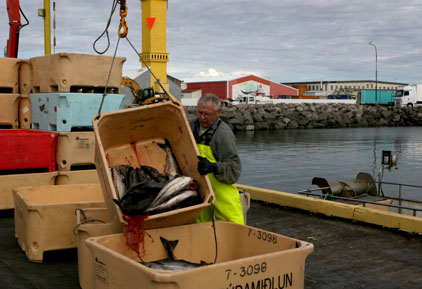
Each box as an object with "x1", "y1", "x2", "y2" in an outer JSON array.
[{"x1": 298, "y1": 181, "x2": 422, "y2": 217}]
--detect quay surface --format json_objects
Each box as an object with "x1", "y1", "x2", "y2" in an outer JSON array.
[{"x1": 1, "y1": 201, "x2": 421, "y2": 289}]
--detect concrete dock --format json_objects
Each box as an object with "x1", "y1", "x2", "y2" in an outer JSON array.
[{"x1": 1, "y1": 201, "x2": 421, "y2": 288}]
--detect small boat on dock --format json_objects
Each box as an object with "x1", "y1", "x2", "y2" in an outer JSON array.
[{"x1": 237, "y1": 150, "x2": 422, "y2": 234}]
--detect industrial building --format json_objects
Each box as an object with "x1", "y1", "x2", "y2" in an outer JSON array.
[
  {"x1": 182, "y1": 75, "x2": 298, "y2": 100},
  {"x1": 283, "y1": 80, "x2": 408, "y2": 99}
]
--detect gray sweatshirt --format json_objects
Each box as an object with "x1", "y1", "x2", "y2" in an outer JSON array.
[{"x1": 190, "y1": 118, "x2": 242, "y2": 185}]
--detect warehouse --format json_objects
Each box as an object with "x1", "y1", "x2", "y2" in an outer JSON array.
[{"x1": 182, "y1": 75, "x2": 298, "y2": 100}]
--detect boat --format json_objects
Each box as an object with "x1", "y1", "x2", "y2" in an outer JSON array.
[{"x1": 237, "y1": 150, "x2": 422, "y2": 234}]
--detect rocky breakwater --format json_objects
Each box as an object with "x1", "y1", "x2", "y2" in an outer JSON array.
[{"x1": 184, "y1": 103, "x2": 422, "y2": 131}]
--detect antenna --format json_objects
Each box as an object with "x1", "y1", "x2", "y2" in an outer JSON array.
[{"x1": 53, "y1": 1, "x2": 56, "y2": 53}]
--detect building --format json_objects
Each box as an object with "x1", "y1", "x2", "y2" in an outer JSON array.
[
  {"x1": 282, "y1": 80, "x2": 408, "y2": 99},
  {"x1": 183, "y1": 75, "x2": 298, "y2": 100}
]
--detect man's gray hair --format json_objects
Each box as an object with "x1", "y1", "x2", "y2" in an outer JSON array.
[{"x1": 198, "y1": 93, "x2": 222, "y2": 111}]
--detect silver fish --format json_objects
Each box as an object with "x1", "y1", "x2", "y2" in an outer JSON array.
[
  {"x1": 111, "y1": 165, "x2": 129, "y2": 200},
  {"x1": 141, "y1": 237, "x2": 209, "y2": 271},
  {"x1": 146, "y1": 190, "x2": 198, "y2": 213},
  {"x1": 158, "y1": 139, "x2": 181, "y2": 180},
  {"x1": 147, "y1": 176, "x2": 195, "y2": 210}
]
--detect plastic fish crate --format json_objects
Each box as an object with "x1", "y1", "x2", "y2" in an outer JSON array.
[
  {"x1": 19, "y1": 59, "x2": 32, "y2": 94},
  {"x1": 0, "y1": 172, "x2": 58, "y2": 210},
  {"x1": 29, "y1": 53, "x2": 125, "y2": 93},
  {"x1": 86, "y1": 221, "x2": 314, "y2": 289},
  {"x1": 76, "y1": 207, "x2": 113, "y2": 289},
  {"x1": 13, "y1": 184, "x2": 105, "y2": 262},
  {"x1": 0, "y1": 129, "x2": 58, "y2": 172},
  {"x1": 55, "y1": 169, "x2": 99, "y2": 185},
  {"x1": 30, "y1": 92, "x2": 125, "y2": 132},
  {"x1": 0, "y1": 57, "x2": 19, "y2": 94},
  {"x1": 0, "y1": 93, "x2": 20, "y2": 128},
  {"x1": 56, "y1": 132, "x2": 96, "y2": 171},
  {"x1": 19, "y1": 94, "x2": 32, "y2": 129},
  {"x1": 93, "y1": 101, "x2": 215, "y2": 233}
]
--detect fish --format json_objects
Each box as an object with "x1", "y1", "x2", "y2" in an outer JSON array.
[
  {"x1": 147, "y1": 176, "x2": 197, "y2": 210},
  {"x1": 146, "y1": 190, "x2": 201, "y2": 214},
  {"x1": 158, "y1": 139, "x2": 182, "y2": 180},
  {"x1": 141, "y1": 236, "x2": 209, "y2": 271},
  {"x1": 111, "y1": 165, "x2": 130, "y2": 200},
  {"x1": 113, "y1": 179, "x2": 167, "y2": 216},
  {"x1": 137, "y1": 165, "x2": 168, "y2": 183},
  {"x1": 111, "y1": 165, "x2": 167, "y2": 201}
]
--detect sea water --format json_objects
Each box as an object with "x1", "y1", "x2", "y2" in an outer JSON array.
[{"x1": 236, "y1": 127, "x2": 422, "y2": 200}]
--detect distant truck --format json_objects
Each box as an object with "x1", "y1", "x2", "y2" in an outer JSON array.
[
  {"x1": 394, "y1": 84, "x2": 422, "y2": 107},
  {"x1": 357, "y1": 89, "x2": 395, "y2": 105},
  {"x1": 231, "y1": 95, "x2": 273, "y2": 105}
]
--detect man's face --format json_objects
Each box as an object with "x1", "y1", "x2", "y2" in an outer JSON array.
[{"x1": 197, "y1": 100, "x2": 221, "y2": 128}]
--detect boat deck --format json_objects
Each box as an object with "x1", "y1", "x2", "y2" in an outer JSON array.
[{"x1": 1, "y1": 201, "x2": 421, "y2": 289}]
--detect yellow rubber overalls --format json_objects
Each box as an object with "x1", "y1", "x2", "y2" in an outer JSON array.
[{"x1": 194, "y1": 121, "x2": 244, "y2": 224}]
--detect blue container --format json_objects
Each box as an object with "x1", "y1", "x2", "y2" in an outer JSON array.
[
  {"x1": 358, "y1": 90, "x2": 395, "y2": 105},
  {"x1": 30, "y1": 92, "x2": 125, "y2": 131}
]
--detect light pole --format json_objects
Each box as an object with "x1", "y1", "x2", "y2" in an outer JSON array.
[{"x1": 369, "y1": 41, "x2": 378, "y2": 104}]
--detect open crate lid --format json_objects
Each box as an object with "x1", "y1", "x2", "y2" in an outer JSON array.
[{"x1": 92, "y1": 101, "x2": 215, "y2": 233}]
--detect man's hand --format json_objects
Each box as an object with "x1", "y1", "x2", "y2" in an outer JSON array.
[{"x1": 197, "y1": 156, "x2": 217, "y2": 175}]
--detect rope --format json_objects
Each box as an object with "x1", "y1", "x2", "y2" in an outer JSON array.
[
  {"x1": 93, "y1": 0, "x2": 119, "y2": 55},
  {"x1": 73, "y1": 208, "x2": 106, "y2": 235},
  {"x1": 210, "y1": 203, "x2": 218, "y2": 264},
  {"x1": 125, "y1": 36, "x2": 174, "y2": 103},
  {"x1": 97, "y1": 36, "x2": 121, "y2": 117}
]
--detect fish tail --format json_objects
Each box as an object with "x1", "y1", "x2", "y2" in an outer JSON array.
[{"x1": 160, "y1": 236, "x2": 178, "y2": 260}]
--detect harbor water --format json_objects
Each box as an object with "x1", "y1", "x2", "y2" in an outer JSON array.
[{"x1": 236, "y1": 127, "x2": 422, "y2": 200}]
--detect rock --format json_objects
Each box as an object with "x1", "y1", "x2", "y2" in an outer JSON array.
[{"x1": 184, "y1": 103, "x2": 420, "y2": 131}]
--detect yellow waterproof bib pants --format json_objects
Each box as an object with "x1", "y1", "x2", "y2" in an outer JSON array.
[{"x1": 196, "y1": 143, "x2": 244, "y2": 224}]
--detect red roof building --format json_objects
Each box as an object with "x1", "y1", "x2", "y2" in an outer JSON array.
[{"x1": 183, "y1": 74, "x2": 298, "y2": 100}]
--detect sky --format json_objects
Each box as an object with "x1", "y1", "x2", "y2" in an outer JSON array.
[{"x1": 1, "y1": 0, "x2": 422, "y2": 84}]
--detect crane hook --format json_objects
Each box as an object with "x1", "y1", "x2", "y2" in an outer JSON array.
[{"x1": 118, "y1": 0, "x2": 128, "y2": 38}]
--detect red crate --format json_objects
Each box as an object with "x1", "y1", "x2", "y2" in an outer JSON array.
[{"x1": 1, "y1": 129, "x2": 58, "y2": 172}]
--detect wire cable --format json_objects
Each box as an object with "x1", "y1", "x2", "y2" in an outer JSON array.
[
  {"x1": 93, "y1": 0, "x2": 119, "y2": 55},
  {"x1": 125, "y1": 36, "x2": 174, "y2": 103},
  {"x1": 97, "y1": 36, "x2": 121, "y2": 117},
  {"x1": 210, "y1": 203, "x2": 218, "y2": 264}
]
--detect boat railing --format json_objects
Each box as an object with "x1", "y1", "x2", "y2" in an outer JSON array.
[{"x1": 298, "y1": 181, "x2": 422, "y2": 217}]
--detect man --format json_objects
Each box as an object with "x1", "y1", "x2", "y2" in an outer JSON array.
[{"x1": 190, "y1": 93, "x2": 244, "y2": 224}]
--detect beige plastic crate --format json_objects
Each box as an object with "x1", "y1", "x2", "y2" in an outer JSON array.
[
  {"x1": 30, "y1": 53, "x2": 125, "y2": 93},
  {"x1": 56, "y1": 169, "x2": 99, "y2": 185},
  {"x1": 0, "y1": 93, "x2": 19, "y2": 128},
  {"x1": 86, "y1": 221, "x2": 314, "y2": 289},
  {"x1": 56, "y1": 132, "x2": 96, "y2": 171},
  {"x1": 76, "y1": 207, "x2": 113, "y2": 289},
  {"x1": 13, "y1": 184, "x2": 105, "y2": 262},
  {"x1": 18, "y1": 94, "x2": 32, "y2": 129},
  {"x1": 93, "y1": 101, "x2": 215, "y2": 233},
  {"x1": 0, "y1": 172, "x2": 58, "y2": 210},
  {"x1": 19, "y1": 59, "x2": 32, "y2": 94},
  {"x1": 0, "y1": 57, "x2": 19, "y2": 94}
]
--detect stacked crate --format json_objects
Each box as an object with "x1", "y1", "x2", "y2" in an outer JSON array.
[
  {"x1": 0, "y1": 57, "x2": 20, "y2": 129},
  {"x1": 0, "y1": 57, "x2": 58, "y2": 210},
  {"x1": 28, "y1": 53, "x2": 126, "y2": 184},
  {"x1": 0, "y1": 53, "x2": 126, "y2": 210}
]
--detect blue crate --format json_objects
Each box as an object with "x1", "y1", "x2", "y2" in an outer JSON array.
[{"x1": 30, "y1": 92, "x2": 125, "y2": 132}]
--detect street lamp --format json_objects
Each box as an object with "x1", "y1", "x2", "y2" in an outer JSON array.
[{"x1": 369, "y1": 41, "x2": 378, "y2": 105}]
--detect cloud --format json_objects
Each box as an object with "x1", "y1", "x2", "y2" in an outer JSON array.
[{"x1": 1, "y1": 0, "x2": 422, "y2": 84}]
